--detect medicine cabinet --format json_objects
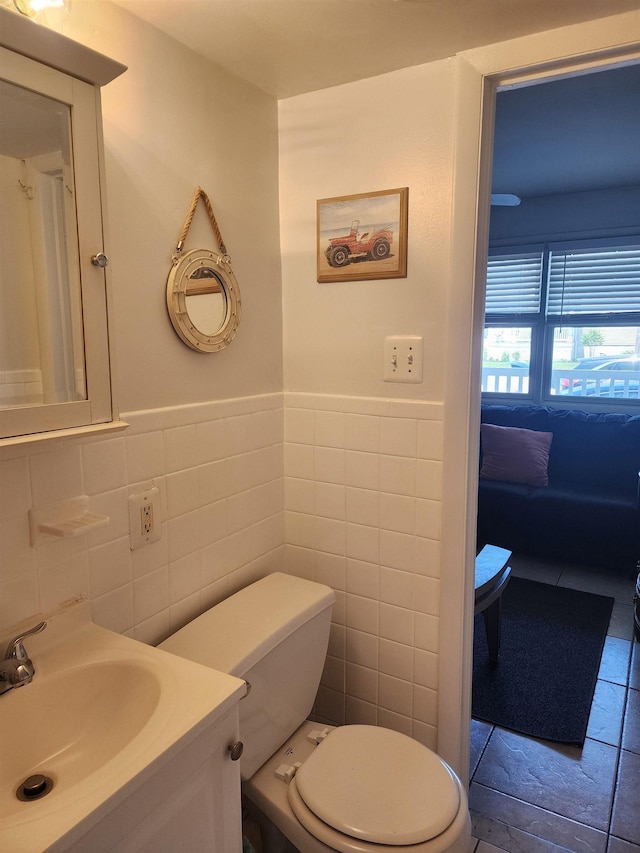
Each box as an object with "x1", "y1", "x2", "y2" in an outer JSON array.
[{"x1": 0, "y1": 8, "x2": 126, "y2": 446}]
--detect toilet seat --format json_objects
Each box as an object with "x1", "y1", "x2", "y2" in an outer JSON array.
[{"x1": 288, "y1": 726, "x2": 460, "y2": 851}]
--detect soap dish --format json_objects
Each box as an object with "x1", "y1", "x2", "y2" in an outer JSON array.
[{"x1": 29, "y1": 496, "x2": 109, "y2": 545}]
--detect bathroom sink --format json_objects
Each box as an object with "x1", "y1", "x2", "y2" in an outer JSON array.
[
  {"x1": 0, "y1": 599, "x2": 245, "y2": 852},
  {"x1": 0, "y1": 660, "x2": 161, "y2": 812}
]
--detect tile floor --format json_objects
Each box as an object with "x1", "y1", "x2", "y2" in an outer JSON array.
[{"x1": 469, "y1": 553, "x2": 640, "y2": 853}]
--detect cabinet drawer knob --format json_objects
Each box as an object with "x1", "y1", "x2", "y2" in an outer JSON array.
[
  {"x1": 91, "y1": 252, "x2": 109, "y2": 268},
  {"x1": 228, "y1": 741, "x2": 244, "y2": 761}
]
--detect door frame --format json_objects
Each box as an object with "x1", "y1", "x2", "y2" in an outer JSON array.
[{"x1": 438, "y1": 11, "x2": 640, "y2": 777}]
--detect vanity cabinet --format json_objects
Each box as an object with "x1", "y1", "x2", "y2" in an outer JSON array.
[
  {"x1": 61, "y1": 706, "x2": 243, "y2": 852},
  {"x1": 0, "y1": 8, "x2": 127, "y2": 446}
]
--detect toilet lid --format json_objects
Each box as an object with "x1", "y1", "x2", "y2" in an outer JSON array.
[{"x1": 293, "y1": 726, "x2": 460, "y2": 846}]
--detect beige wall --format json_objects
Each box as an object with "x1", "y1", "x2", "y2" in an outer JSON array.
[
  {"x1": 62, "y1": 1, "x2": 284, "y2": 413},
  {"x1": 279, "y1": 60, "x2": 455, "y2": 401},
  {"x1": 0, "y1": 1, "x2": 638, "y2": 784},
  {"x1": 278, "y1": 11, "x2": 640, "y2": 772},
  {"x1": 278, "y1": 60, "x2": 456, "y2": 753},
  {"x1": 0, "y1": 5, "x2": 285, "y2": 643}
]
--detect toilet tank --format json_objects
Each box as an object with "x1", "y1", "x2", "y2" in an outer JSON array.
[{"x1": 159, "y1": 572, "x2": 335, "y2": 780}]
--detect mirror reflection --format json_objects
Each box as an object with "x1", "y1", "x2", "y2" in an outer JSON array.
[
  {"x1": 166, "y1": 248, "x2": 241, "y2": 353},
  {"x1": 184, "y1": 266, "x2": 228, "y2": 335},
  {"x1": 0, "y1": 78, "x2": 86, "y2": 409}
]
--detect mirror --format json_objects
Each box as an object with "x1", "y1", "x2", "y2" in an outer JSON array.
[
  {"x1": 185, "y1": 265, "x2": 227, "y2": 335},
  {"x1": 167, "y1": 249, "x2": 241, "y2": 352},
  {"x1": 0, "y1": 11, "x2": 126, "y2": 444},
  {"x1": 0, "y1": 77, "x2": 86, "y2": 409}
]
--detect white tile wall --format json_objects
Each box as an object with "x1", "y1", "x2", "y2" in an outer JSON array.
[
  {"x1": 0, "y1": 390, "x2": 444, "y2": 748},
  {"x1": 284, "y1": 392, "x2": 444, "y2": 750},
  {"x1": 0, "y1": 393, "x2": 284, "y2": 644}
]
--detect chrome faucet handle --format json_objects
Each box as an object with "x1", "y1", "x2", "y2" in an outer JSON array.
[{"x1": 4, "y1": 621, "x2": 46, "y2": 661}]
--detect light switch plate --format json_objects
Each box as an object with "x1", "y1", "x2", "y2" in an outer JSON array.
[{"x1": 384, "y1": 336, "x2": 423, "y2": 383}]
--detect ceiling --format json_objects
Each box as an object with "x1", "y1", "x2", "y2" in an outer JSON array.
[
  {"x1": 492, "y1": 63, "x2": 640, "y2": 198},
  {"x1": 111, "y1": 0, "x2": 640, "y2": 199},
  {"x1": 111, "y1": 0, "x2": 640, "y2": 100}
]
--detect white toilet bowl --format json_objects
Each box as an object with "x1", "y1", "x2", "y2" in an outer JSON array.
[
  {"x1": 159, "y1": 573, "x2": 471, "y2": 853},
  {"x1": 243, "y1": 720, "x2": 471, "y2": 853}
]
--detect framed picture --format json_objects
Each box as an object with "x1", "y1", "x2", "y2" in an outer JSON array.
[{"x1": 317, "y1": 187, "x2": 408, "y2": 283}]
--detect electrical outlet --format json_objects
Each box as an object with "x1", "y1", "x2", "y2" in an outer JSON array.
[
  {"x1": 141, "y1": 502, "x2": 153, "y2": 536},
  {"x1": 129, "y1": 487, "x2": 161, "y2": 550}
]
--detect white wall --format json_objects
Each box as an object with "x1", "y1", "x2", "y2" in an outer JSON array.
[
  {"x1": 280, "y1": 61, "x2": 455, "y2": 401},
  {"x1": 278, "y1": 60, "x2": 456, "y2": 752},
  {"x1": 62, "y1": 1, "x2": 284, "y2": 413},
  {"x1": 278, "y1": 10, "x2": 640, "y2": 772},
  {"x1": 1, "y1": 0, "x2": 638, "y2": 784},
  {"x1": 0, "y1": 4, "x2": 285, "y2": 646}
]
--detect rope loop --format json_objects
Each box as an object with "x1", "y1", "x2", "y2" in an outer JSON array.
[{"x1": 174, "y1": 186, "x2": 228, "y2": 260}]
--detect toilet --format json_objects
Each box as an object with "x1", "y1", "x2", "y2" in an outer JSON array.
[{"x1": 159, "y1": 572, "x2": 471, "y2": 853}]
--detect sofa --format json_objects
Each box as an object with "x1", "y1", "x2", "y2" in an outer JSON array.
[{"x1": 477, "y1": 404, "x2": 640, "y2": 574}]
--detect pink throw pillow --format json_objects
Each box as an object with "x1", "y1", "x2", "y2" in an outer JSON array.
[{"x1": 480, "y1": 423, "x2": 552, "y2": 486}]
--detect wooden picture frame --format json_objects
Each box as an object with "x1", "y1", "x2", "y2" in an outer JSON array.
[{"x1": 317, "y1": 187, "x2": 408, "y2": 283}]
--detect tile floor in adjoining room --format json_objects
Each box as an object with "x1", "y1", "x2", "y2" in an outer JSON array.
[{"x1": 469, "y1": 553, "x2": 640, "y2": 853}]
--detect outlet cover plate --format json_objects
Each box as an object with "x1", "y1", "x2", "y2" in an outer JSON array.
[{"x1": 128, "y1": 486, "x2": 161, "y2": 550}]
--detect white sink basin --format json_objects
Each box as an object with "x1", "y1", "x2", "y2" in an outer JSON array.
[
  {"x1": 1, "y1": 661, "x2": 161, "y2": 810},
  {"x1": 0, "y1": 600, "x2": 245, "y2": 851}
]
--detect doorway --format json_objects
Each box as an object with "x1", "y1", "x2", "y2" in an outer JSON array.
[
  {"x1": 466, "y1": 51, "x2": 640, "y2": 851},
  {"x1": 484, "y1": 62, "x2": 640, "y2": 410},
  {"x1": 439, "y1": 17, "x2": 640, "y2": 773}
]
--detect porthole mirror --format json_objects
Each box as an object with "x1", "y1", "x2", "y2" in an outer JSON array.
[{"x1": 166, "y1": 248, "x2": 241, "y2": 352}]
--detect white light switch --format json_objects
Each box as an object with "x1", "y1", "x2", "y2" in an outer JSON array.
[{"x1": 384, "y1": 336, "x2": 423, "y2": 383}]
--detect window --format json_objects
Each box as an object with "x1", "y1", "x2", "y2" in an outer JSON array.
[{"x1": 482, "y1": 238, "x2": 640, "y2": 406}]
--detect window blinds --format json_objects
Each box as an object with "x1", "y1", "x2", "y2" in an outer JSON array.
[
  {"x1": 486, "y1": 243, "x2": 640, "y2": 318},
  {"x1": 485, "y1": 252, "x2": 543, "y2": 315},
  {"x1": 546, "y1": 245, "x2": 640, "y2": 316}
]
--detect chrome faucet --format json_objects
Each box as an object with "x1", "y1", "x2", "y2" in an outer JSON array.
[{"x1": 0, "y1": 621, "x2": 46, "y2": 696}]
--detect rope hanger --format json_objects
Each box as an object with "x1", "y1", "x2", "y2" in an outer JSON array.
[
  {"x1": 173, "y1": 186, "x2": 228, "y2": 261},
  {"x1": 166, "y1": 185, "x2": 241, "y2": 353}
]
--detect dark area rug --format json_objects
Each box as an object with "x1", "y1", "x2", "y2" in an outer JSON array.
[{"x1": 472, "y1": 577, "x2": 614, "y2": 746}]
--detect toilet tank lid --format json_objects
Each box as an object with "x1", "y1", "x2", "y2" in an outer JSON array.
[{"x1": 159, "y1": 573, "x2": 335, "y2": 677}]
